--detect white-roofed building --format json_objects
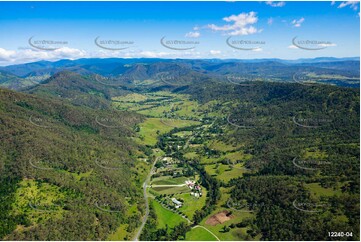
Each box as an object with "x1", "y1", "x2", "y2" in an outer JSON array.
[{"x1": 171, "y1": 198, "x2": 182, "y2": 206}]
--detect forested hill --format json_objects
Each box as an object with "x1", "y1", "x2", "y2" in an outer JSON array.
[
  {"x1": 0, "y1": 67, "x2": 359, "y2": 240},
  {"x1": 0, "y1": 58, "x2": 359, "y2": 91},
  {"x1": 0, "y1": 88, "x2": 146, "y2": 240},
  {"x1": 183, "y1": 80, "x2": 359, "y2": 106},
  {"x1": 24, "y1": 71, "x2": 131, "y2": 109},
  {"x1": 183, "y1": 80, "x2": 359, "y2": 176},
  {"x1": 180, "y1": 81, "x2": 360, "y2": 240}
]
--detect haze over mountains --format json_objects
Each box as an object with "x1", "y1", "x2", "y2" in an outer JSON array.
[{"x1": 0, "y1": 57, "x2": 359, "y2": 91}]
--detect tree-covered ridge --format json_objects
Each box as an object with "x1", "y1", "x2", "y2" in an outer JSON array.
[
  {"x1": 25, "y1": 71, "x2": 131, "y2": 109},
  {"x1": 0, "y1": 70, "x2": 30, "y2": 90},
  {"x1": 181, "y1": 81, "x2": 359, "y2": 240},
  {"x1": 0, "y1": 88, "x2": 146, "y2": 240},
  {"x1": 0, "y1": 67, "x2": 359, "y2": 240},
  {"x1": 0, "y1": 58, "x2": 359, "y2": 91},
  {"x1": 228, "y1": 176, "x2": 359, "y2": 240}
]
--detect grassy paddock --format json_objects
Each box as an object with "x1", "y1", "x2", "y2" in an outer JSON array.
[
  {"x1": 186, "y1": 226, "x2": 218, "y2": 241},
  {"x1": 152, "y1": 200, "x2": 186, "y2": 229}
]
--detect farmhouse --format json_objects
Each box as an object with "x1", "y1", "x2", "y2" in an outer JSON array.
[
  {"x1": 171, "y1": 198, "x2": 182, "y2": 208},
  {"x1": 185, "y1": 180, "x2": 195, "y2": 189},
  {"x1": 185, "y1": 180, "x2": 202, "y2": 191}
]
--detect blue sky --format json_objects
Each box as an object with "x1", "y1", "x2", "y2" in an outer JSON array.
[{"x1": 0, "y1": 1, "x2": 359, "y2": 65}]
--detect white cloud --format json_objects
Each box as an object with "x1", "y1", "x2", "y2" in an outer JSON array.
[
  {"x1": 288, "y1": 45, "x2": 298, "y2": 49},
  {"x1": 207, "y1": 12, "x2": 260, "y2": 36},
  {"x1": 265, "y1": 1, "x2": 286, "y2": 7},
  {"x1": 291, "y1": 17, "x2": 305, "y2": 27},
  {"x1": 185, "y1": 31, "x2": 201, "y2": 38},
  {"x1": 210, "y1": 50, "x2": 221, "y2": 55},
  {"x1": 52, "y1": 47, "x2": 87, "y2": 59},
  {"x1": 267, "y1": 17, "x2": 274, "y2": 25},
  {"x1": 338, "y1": 1, "x2": 359, "y2": 10},
  {"x1": 0, "y1": 48, "x2": 16, "y2": 61},
  {"x1": 0, "y1": 47, "x2": 214, "y2": 65},
  {"x1": 0, "y1": 47, "x2": 86, "y2": 64}
]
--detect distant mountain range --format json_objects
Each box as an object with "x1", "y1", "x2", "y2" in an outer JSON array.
[
  {"x1": 0, "y1": 56, "x2": 359, "y2": 241},
  {"x1": 0, "y1": 57, "x2": 359, "y2": 90}
]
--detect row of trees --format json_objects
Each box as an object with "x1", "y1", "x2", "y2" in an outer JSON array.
[
  {"x1": 140, "y1": 203, "x2": 190, "y2": 241},
  {"x1": 192, "y1": 163, "x2": 221, "y2": 224}
]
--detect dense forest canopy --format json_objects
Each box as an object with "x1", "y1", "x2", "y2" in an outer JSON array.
[{"x1": 0, "y1": 57, "x2": 359, "y2": 240}]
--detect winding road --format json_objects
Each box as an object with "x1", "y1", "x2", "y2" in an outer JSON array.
[
  {"x1": 133, "y1": 106, "x2": 225, "y2": 241},
  {"x1": 133, "y1": 156, "x2": 160, "y2": 241}
]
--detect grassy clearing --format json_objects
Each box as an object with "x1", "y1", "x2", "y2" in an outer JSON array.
[
  {"x1": 218, "y1": 187, "x2": 232, "y2": 207},
  {"x1": 199, "y1": 207, "x2": 255, "y2": 241},
  {"x1": 178, "y1": 189, "x2": 207, "y2": 219},
  {"x1": 303, "y1": 148, "x2": 328, "y2": 159},
  {"x1": 186, "y1": 227, "x2": 218, "y2": 241},
  {"x1": 173, "y1": 131, "x2": 193, "y2": 138},
  {"x1": 137, "y1": 105, "x2": 173, "y2": 117},
  {"x1": 150, "y1": 91, "x2": 178, "y2": 97},
  {"x1": 207, "y1": 140, "x2": 241, "y2": 152},
  {"x1": 129, "y1": 104, "x2": 155, "y2": 111},
  {"x1": 184, "y1": 152, "x2": 198, "y2": 159},
  {"x1": 152, "y1": 200, "x2": 186, "y2": 229},
  {"x1": 307, "y1": 73, "x2": 359, "y2": 80},
  {"x1": 305, "y1": 182, "x2": 342, "y2": 198},
  {"x1": 151, "y1": 176, "x2": 189, "y2": 186},
  {"x1": 131, "y1": 159, "x2": 150, "y2": 186},
  {"x1": 112, "y1": 102, "x2": 139, "y2": 110},
  {"x1": 136, "y1": 118, "x2": 200, "y2": 146},
  {"x1": 151, "y1": 186, "x2": 190, "y2": 195},
  {"x1": 198, "y1": 150, "x2": 252, "y2": 164},
  {"x1": 139, "y1": 93, "x2": 203, "y2": 119},
  {"x1": 111, "y1": 92, "x2": 172, "y2": 112},
  {"x1": 72, "y1": 170, "x2": 93, "y2": 181},
  {"x1": 199, "y1": 156, "x2": 220, "y2": 165},
  {"x1": 11, "y1": 179, "x2": 66, "y2": 224},
  {"x1": 107, "y1": 224, "x2": 128, "y2": 241},
  {"x1": 205, "y1": 164, "x2": 247, "y2": 183},
  {"x1": 224, "y1": 151, "x2": 252, "y2": 162},
  {"x1": 112, "y1": 93, "x2": 148, "y2": 102},
  {"x1": 194, "y1": 186, "x2": 261, "y2": 240},
  {"x1": 173, "y1": 100, "x2": 202, "y2": 118}
]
